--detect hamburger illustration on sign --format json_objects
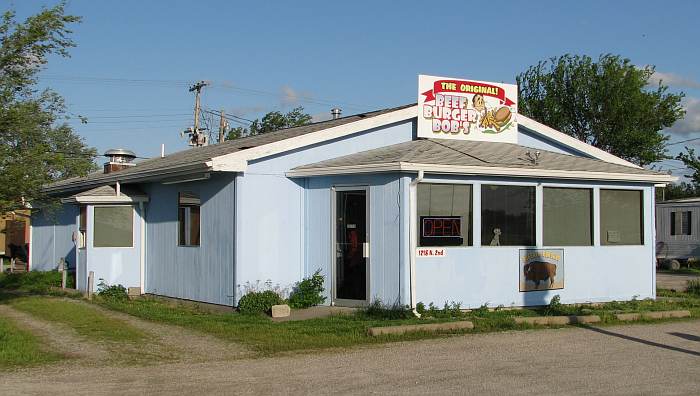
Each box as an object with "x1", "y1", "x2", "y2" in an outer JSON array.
[{"x1": 417, "y1": 75, "x2": 518, "y2": 143}]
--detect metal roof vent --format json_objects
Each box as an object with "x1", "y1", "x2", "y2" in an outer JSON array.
[
  {"x1": 331, "y1": 107, "x2": 342, "y2": 120},
  {"x1": 103, "y1": 148, "x2": 137, "y2": 174}
]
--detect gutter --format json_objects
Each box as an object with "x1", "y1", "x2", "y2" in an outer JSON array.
[
  {"x1": 286, "y1": 162, "x2": 676, "y2": 184},
  {"x1": 44, "y1": 163, "x2": 211, "y2": 194},
  {"x1": 408, "y1": 170, "x2": 424, "y2": 317}
]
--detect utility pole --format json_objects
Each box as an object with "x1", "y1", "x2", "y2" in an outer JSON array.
[
  {"x1": 184, "y1": 81, "x2": 209, "y2": 147},
  {"x1": 218, "y1": 109, "x2": 228, "y2": 143}
]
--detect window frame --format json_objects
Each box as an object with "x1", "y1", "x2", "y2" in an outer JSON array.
[
  {"x1": 92, "y1": 205, "x2": 134, "y2": 248},
  {"x1": 670, "y1": 210, "x2": 692, "y2": 236},
  {"x1": 542, "y1": 186, "x2": 594, "y2": 247},
  {"x1": 599, "y1": 188, "x2": 645, "y2": 246},
  {"x1": 480, "y1": 183, "x2": 537, "y2": 248},
  {"x1": 177, "y1": 192, "x2": 201, "y2": 247},
  {"x1": 416, "y1": 182, "x2": 473, "y2": 248}
]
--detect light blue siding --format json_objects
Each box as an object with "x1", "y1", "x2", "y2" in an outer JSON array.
[
  {"x1": 516, "y1": 126, "x2": 587, "y2": 156},
  {"x1": 84, "y1": 204, "x2": 142, "y2": 291},
  {"x1": 305, "y1": 173, "x2": 407, "y2": 305},
  {"x1": 414, "y1": 175, "x2": 656, "y2": 308},
  {"x1": 30, "y1": 206, "x2": 78, "y2": 271},
  {"x1": 236, "y1": 121, "x2": 414, "y2": 302},
  {"x1": 144, "y1": 173, "x2": 236, "y2": 306}
]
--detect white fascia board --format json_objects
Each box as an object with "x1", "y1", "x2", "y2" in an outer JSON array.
[
  {"x1": 209, "y1": 106, "x2": 419, "y2": 172},
  {"x1": 287, "y1": 162, "x2": 675, "y2": 183},
  {"x1": 518, "y1": 115, "x2": 641, "y2": 169},
  {"x1": 61, "y1": 196, "x2": 149, "y2": 204}
]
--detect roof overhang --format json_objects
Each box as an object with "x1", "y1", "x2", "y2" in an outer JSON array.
[
  {"x1": 286, "y1": 162, "x2": 676, "y2": 184},
  {"x1": 61, "y1": 195, "x2": 149, "y2": 204},
  {"x1": 46, "y1": 163, "x2": 211, "y2": 194}
]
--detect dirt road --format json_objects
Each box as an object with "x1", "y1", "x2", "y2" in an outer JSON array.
[{"x1": 2, "y1": 320, "x2": 699, "y2": 395}]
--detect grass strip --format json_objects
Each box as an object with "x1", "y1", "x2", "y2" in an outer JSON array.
[
  {"x1": 0, "y1": 315, "x2": 62, "y2": 368},
  {"x1": 10, "y1": 296, "x2": 148, "y2": 343}
]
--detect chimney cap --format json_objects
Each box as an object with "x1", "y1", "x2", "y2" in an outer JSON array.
[{"x1": 103, "y1": 148, "x2": 136, "y2": 158}]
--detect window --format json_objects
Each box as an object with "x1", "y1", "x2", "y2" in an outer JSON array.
[
  {"x1": 600, "y1": 189, "x2": 643, "y2": 245},
  {"x1": 417, "y1": 183, "x2": 472, "y2": 246},
  {"x1": 78, "y1": 206, "x2": 87, "y2": 249},
  {"x1": 93, "y1": 206, "x2": 133, "y2": 247},
  {"x1": 670, "y1": 211, "x2": 692, "y2": 236},
  {"x1": 481, "y1": 185, "x2": 535, "y2": 246},
  {"x1": 178, "y1": 192, "x2": 200, "y2": 246},
  {"x1": 543, "y1": 187, "x2": 592, "y2": 246}
]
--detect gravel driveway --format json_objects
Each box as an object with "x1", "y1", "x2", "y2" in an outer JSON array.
[{"x1": 2, "y1": 320, "x2": 698, "y2": 395}]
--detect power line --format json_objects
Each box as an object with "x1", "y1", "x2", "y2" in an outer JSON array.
[{"x1": 667, "y1": 137, "x2": 700, "y2": 146}]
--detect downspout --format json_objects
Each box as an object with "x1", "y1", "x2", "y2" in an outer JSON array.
[
  {"x1": 138, "y1": 201, "x2": 146, "y2": 295},
  {"x1": 409, "y1": 170, "x2": 424, "y2": 317}
]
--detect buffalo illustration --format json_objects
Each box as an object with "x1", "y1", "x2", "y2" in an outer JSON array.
[{"x1": 523, "y1": 261, "x2": 557, "y2": 289}]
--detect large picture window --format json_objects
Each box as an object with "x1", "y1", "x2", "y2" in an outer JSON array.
[
  {"x1": 178, "y1": 192, "x2": 201, "y2": 246},
  {"x1": 481, "y1": 185, "x2": 535, "y2": 246},
  {"x1": 93, "y1": 206, "x2": 133, "y2": 248},
  {"x1": 417, "y1": 183, "x2": 472, "y2": 246},
  {"x1": 543, "y1": 187, "x2": 593, "y2": 246},
  {"x1": 600, "y1": 189, "x2": 643, "y2": 245}
]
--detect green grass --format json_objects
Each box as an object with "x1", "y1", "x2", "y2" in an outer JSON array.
[
  {"x1": 0, "y1": 316, "x2": 61, "y2": 368},
  {"x1": 10, "y1": 296, "x2": 148, "y2": 343},
  {"x1": 658, "y1": 267, "x2": 700, "y2": 276},
  {"x1": 98, "y1": 298, "x2": 455, "y2": 355},
  {"x1": 97, "y1": 293, "x2": 700, "y2": 356},
  {"x1": 0, "y1": 271, "x2": 63, "y2": 293}
]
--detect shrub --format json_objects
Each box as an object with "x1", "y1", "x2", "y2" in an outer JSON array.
[
  {"x1": 238, "y1": 290, "x2": 283, "y2": 315},
  {"x1": 0, "y1": 271, "x2": 61, "y2": 293},
  {"x1": 288, "y1": 270, "x2": 326, "y2": 309},
  {"x1": 96, "y1": 279, "x2": 128, "y2": 301},
  {"x1": 687, "y1": 279, "x2": 700, "y2": 297},
  {"x1": 362, "y1": 299, "x2": 413, "y2": 320}
]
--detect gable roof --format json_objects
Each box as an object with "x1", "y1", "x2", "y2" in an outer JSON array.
[
  {"x1": 287, "y1": 139, "x2": 673, "y2": 183},
  {"x1": 45, "y1": 104, "x2": 415, "y2": 193},
  {"x1": 44, "y1": 102, "x2": 665, "y2": 193},
  {"x1": 61, "y1": 184, "x2": 148, "y2": 204}
]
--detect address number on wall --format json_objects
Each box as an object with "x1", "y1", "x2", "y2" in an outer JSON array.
[{"x1": 416, "y1": 248, "x2": 447, "y2": 257}]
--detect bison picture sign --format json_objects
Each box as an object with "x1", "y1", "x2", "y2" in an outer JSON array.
[{"x1": 519, "y1": 249, "x2": 564, "y2": 292}]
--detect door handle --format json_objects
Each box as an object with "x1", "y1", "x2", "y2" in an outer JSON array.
[{"x1": 363, "y1": 242, "x2": 370, "y2": 258}]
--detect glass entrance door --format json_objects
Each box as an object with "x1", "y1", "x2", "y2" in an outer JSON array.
[{"x1": 334, "y1": 188, "x2": 369, "y2": 305}]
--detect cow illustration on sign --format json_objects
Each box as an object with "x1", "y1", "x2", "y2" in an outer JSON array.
[{"x1": 519, "y1": 249, "x2": 564, "y2": 292}]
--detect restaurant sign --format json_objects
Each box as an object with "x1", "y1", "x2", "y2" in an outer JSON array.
[{"x1": 417, "y1": 74, "x2": 518, "y2": 143}]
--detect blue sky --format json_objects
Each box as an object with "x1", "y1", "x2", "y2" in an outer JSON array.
[{"x1": 10, "y1": 0, "x2": 700, "y2": 176}]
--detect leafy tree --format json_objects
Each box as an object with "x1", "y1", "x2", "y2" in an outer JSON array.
[
  {"x1": 517, "y1": 54, "x2": 685, "y2": 166},
  {"x1": 226, "y1": 106, "x2": 312, "y2": 140},
  {"x1": 0, "y1": 3, "x2": 96, "y2": 213},
  {"x1": 676, "y1": 147, "x2": 700, "y2": 188}
]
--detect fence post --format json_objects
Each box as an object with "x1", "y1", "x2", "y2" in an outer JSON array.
[
  {"x1": 87, "y1": 271, "x2": 94, "y2": 300},
  {"x1": 9, "y1": 258, "x2": 14, "y2": 273}
]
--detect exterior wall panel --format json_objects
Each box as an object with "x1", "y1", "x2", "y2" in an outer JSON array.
[
  {"x1": 30, "y1": 205, "x2": 78, "y2": 271},
  {"x1": 144, "y1": 173, "x2": 235, "y2": 306}
]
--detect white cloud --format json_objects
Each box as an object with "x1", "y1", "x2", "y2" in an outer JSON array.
[
  {"x1": 648, "y1": 71, "x2": 700, "y2": 90},
  {"x1": 280, "y1": 85, "x2": 313, "y2": 107},
  {"x1": 667, "y1": 97, "x2": 700, "y2": 135},
  {"x1": 311, "y1": 112, "x2": 332, "y2": 122}
]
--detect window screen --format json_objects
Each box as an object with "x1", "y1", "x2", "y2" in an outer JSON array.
[
  {"x1": 670, "y1": 211, "x2": 692, "y2": 236},
  {"x1": 600, "y1": 189, "x2": 643, "y2": 245},
  {"x1": 417, "y1": 183, "x2": 472, "y2": 246},
  {"x1": 481, "y1": 185, "x2": 535, "y2": 246},
  {"x1": 178, "y1": 192, "x2": 201, "y2": 246},
  {"x1": 543, "y1": 187, "x2": 592, "y2": 246},
  {"x1": 93, "y1": 206, "x2": 133, "y2": 247}
]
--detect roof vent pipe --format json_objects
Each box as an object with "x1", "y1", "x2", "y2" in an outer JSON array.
[{"x1": 331, "y1": 108, "x2": 342, "y2": 120}]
